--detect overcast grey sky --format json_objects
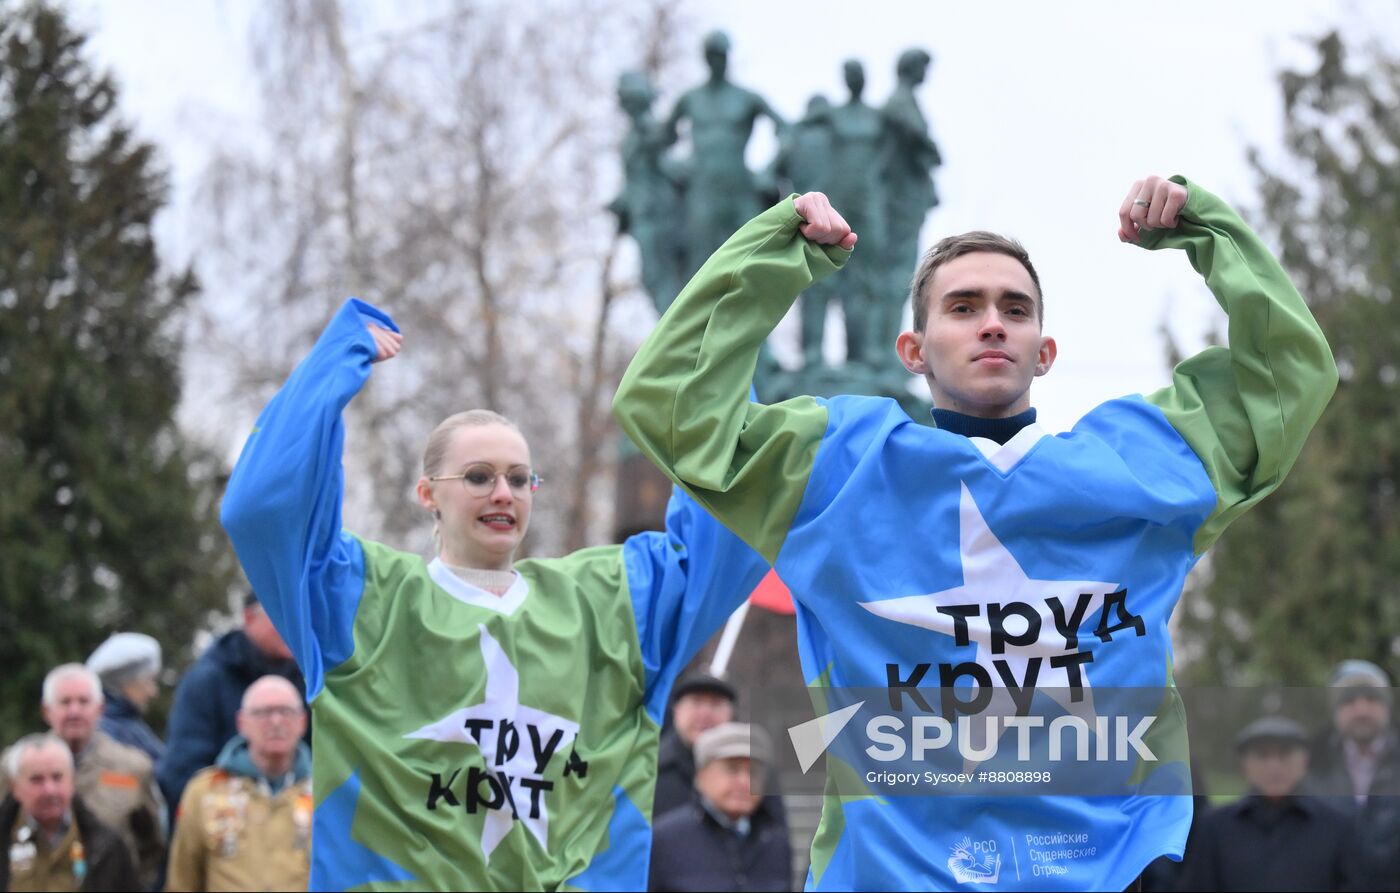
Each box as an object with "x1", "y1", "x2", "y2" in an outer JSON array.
[{"x1": 71, "y1": 0, "x2": 1386, "y2": 432}]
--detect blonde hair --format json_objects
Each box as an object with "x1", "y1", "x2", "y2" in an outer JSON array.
[
  {"x1": 421, "y1": 410, "x2": 526, "y2": 549},
  {"x1": 422, "y1": 410, "x2": 522, "y2": 477}
]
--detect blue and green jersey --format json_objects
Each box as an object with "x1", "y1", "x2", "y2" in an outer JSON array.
[
  {"x1": 614, "y1": 178, "x2": 1337, "y2": 891},
  {"x1": 222, "y1": 300, "x2": 770, "y2": 891}
]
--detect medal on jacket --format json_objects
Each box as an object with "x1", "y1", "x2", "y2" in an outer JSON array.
[
  {"x1": 206, "y1": 784, "x2": 247, "y2": 858},
  {"x1": 293, "y1": 789, "x2": 313, "y2": 852},
  {"x1": 70, "y1": 840, "x2": 87, "y2": 883},
  {"x1": 9, "y1": 825, "x2": 36, "y2": 874}
]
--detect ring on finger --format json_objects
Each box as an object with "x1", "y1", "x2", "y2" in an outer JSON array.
[{"x1": 1132, "y1": 199, "x2": 1151, "y2": 207}]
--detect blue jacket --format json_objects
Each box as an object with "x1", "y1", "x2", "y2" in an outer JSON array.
[
  {"x1": 99, "y1": 690, "x2": 166, "y2": 763},
  {"x1": 155, "y1": 630, "x2": 304, "y2": 808}
]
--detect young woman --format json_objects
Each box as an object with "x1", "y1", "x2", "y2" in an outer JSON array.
[{"x1": 220, "y1": 299, "x2": 769, "y2": 891}]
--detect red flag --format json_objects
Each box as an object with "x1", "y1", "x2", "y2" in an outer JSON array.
[{"x1": 749, "y1": 568, "x2": 795, "y2": 614}]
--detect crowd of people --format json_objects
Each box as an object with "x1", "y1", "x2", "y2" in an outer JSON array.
[
  {"x1": 2, "y1": 643, "x2": 1394, "y2": 891},
  {"x1": 3, "y1": 174, "x2": 1395, "y2": 891},
  {"x1": 0, "y1": 603, "x2": 311, "y2": 892}
]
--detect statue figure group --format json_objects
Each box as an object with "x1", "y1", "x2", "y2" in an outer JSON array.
[{"x1": 610, "y1": 32, "x2": 941, "y2": 400}]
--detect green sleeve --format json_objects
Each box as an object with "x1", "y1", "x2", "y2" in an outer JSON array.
[
  {"x1": 613, "y1": 196, "x2": 850, "y2": 563},
  {"x1": 1141, "y1": 176, "x2": 1338, "y2": 554}
]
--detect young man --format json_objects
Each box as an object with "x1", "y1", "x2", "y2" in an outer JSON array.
[{"x1": 613, "y1": 175, "x2": 1337, "y2": 890}]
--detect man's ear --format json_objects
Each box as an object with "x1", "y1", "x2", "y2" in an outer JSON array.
[
  {"x1": 896, "y1": 330, "x2": 929, "y2": 375},
  {"x1": 1034, "y1": 336, "x2": 1057, "y2": 377}
]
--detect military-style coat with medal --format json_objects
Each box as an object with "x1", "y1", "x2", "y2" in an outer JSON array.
[
  {"x1": 220, "y1": 300, "x2": 771, "y2": 890},
  {"x1": 165, "y1": 737, "x2": 313, "y2": 892},
  {"x1": 0, "y1": 731, "x2": 163, "y2": 889},
  {"x1": 0, "y1": 793, "x2": 138, "y2": 892}
]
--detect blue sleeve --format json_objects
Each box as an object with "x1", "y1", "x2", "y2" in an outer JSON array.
[
  {"x1": 623, "y1": 487, "x2": 771, "y2": 725},
  {"x1": 219, "y1": 298, "x2": 396, "y2": 700}
]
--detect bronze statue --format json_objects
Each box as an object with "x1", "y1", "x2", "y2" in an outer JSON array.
[
  {"x1": 664, "y1": 30, "x2": 786, "y2": 276},
  {"x1": 826, "y1": 60, "x2": 890, "y2": 367},
  {"x1": 879, "y1": 48, "x2": 942, "y2": 374},
  {"x1": 770, "y1": 95, "x2": 836, "y2": 369},
  {"x1": 612, "y1": 43, "x2": 940, "y2": 413},
  {"x1": 609, "y1": 71, "x2": 687, "y2": 316}
]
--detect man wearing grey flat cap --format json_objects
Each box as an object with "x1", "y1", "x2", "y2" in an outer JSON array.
[
  {"x1": 1308, "y1": 659, "x2": 1400, "y2": 891},
  {"x1": 87, "y1": 633, "x2": 166, "y2": 763},
  {"x1": 1180, "y1": 715, "x2": 1358, "y2": 892},
  {"x1": 649, "y1": 722, "x2": 790, "y2": 891}
]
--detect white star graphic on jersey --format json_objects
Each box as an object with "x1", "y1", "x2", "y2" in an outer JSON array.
[
  {"x1": 404, "y1": 625, "x2": 579, "y2": 860},
  {"x1": 860, "y1": 482, "x2": 1122, "y2": 753}
]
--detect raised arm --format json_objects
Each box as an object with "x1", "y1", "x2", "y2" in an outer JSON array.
[
  {"x1": 624, "y1": 486, "x2": 773, "y2": 724},
  {"x1": 1129, "y1": 175, "x2": 1338, "y2": 553},
  {"x1": 219, "y1": 298, "x2": 402, "y2": 698},
  {"x1": 612, "y1": 195, "x2": 853, "y2": 563}
]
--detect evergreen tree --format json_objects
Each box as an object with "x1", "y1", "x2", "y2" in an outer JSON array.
[
  {"x1": 1180, "y1": 32, "x2": 1400, "y2": 685},
  {"x1": 0, "y1": 1, "x2": 236, "y2": 741}
]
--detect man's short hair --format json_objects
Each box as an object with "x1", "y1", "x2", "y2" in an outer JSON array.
[
  {"x1": 908, "y1": 231, "x2": 1044, "y2": 332},
  {"x1": 41, "y1": 663, "x2": 102, "y2": 707},
  {"x1": 4, "y1": 732, "x2": 73, "y2": 779}
]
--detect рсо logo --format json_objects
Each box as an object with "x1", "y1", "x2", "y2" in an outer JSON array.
[{"x1": 948, "y1": 836, "x2": 1002, "y2": 885}]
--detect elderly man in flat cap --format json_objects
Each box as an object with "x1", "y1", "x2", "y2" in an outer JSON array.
[
  {"x1": 649, "y1": 722, "x2": 790, "y2": 892},
  {"x1": 87, "y1": 633, "x2": 165, "y2": 763},
  {"x1": 1180, "y1": 716, "x2": 1358, "y2": 892}
]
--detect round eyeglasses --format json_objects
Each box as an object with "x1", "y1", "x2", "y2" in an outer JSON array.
[{"x1": 429, "y1": 463, "x2": 542, "y2": 497}]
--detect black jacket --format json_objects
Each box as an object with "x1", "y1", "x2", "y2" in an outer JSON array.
[
  {"x1": 1308, "y1": 728, "x2": 1400, "y2": 800},
  {"x1": 1308, "y1": 730, "x2": 1400, "y2": 891},
  {"x1": 654, "y1": 728, "x2": 700, "y2": 820},
  {"x1": 156, "y1": 630, "x2": 304, "y2": 808},
  {"x1": 1178, "y1": 794, "x2": 1360, "y2": 892},
  {"x1": 649, "y1": 797, "x2": 790, "y2": 892},
  {"x1": 0, "y1": 794, "x2": 139, "y2": 892}
]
